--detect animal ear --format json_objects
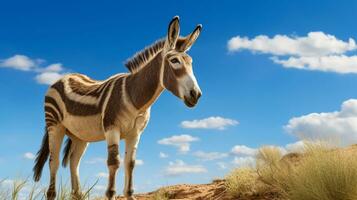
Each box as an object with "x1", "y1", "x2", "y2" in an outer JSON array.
[
  {"x1": 181, "y1": 24, "x2": 202, "y2": 51},
  {"x1": 167, "y1": 16, "x2": 180, "y2": 49}
]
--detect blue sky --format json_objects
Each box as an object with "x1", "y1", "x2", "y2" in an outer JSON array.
[{"x1": 1, "y1": 0, "x2": 357, "y2": 196}]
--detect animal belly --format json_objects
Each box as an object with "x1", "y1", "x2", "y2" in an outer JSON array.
[{"x1": 63, "y1": 114, "x2": 105, "y2": 142}]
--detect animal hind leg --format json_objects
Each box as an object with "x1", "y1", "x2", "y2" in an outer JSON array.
[
  {"x1": 47, "y1": 124, "x2": 65, "y2": 200},
  {"x1": 69, "y1": 138, "x2": 88, "y2": 199}
]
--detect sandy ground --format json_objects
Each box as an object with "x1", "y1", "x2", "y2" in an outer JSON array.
[{"x1": 107, "y1": 145, "x2": 357, "y2": 200}]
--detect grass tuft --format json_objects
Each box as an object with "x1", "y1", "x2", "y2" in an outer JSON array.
[
  {"x1": 0, "y1": 178, "x2": 98, "y2": 200},
  {"x1": 151, "y1": 188, "x2": 170, "y2": 200},
  {"x1": 225, "y1": 168, "x2": 260, "y2": 198}
]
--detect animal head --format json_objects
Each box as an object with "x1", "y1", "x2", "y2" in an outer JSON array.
[{"x1": 161, "y1": 16, "x2": 202, "y2": 108}]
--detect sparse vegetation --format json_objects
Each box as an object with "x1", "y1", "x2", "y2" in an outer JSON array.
[
  {"x1": 224, "y1": 142, "x2": 357, "y2": 200},
  {"x1": 0, "y1": 178, "x2": 97, "y2": 200},
  {"x1": 285, "y1": 144, "x2": 357, "y2": 200},
  {"x1": 151, "y1": 189, "x2": 170, "y2": 200},
  {"x1": 225, "y1": 168, "x2": 259, "y2": 198}
]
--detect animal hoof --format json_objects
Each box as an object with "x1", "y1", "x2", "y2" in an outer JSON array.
[
  {"x1": 71, "y1": 191, "x2": 84, "y2": 200},
  {"x1": 46, "y1": 190, "x2": 56, "y2": 200},
  {"x1": 106, "y1": 189, "x2": 116, "y2": 200}
]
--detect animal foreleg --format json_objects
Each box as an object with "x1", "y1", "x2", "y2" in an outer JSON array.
[
  {"x1": 105, "y1": 130, "x2": 120, "y2": 200},
  {"x1": 123, "y1": 134, "x2": 141, "y2": 200}
]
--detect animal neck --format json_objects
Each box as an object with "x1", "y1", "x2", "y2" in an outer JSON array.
[{"x1": 125, "y1": 52, "x2": 165, "y2": 111}]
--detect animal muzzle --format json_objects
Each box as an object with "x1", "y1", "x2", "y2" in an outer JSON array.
[{"x1": 184, "y1": 89, "x2": 202, "y2": 107}]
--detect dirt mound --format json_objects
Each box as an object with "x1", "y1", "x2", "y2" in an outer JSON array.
[
  {"x1": 116, "y1": 179, "x2": 228, "y2": 200},
  {"x1": 116, "y1": 179, "x2": 281, "y2": 200},
  {"x1": 114, "y1": 145, "x2": 357, "y2": 200}
]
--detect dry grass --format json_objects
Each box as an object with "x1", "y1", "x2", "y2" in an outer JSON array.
[
  {"x1": 286, "y1": 144, "x2": 357, "y2": 200},
  {"x1": 253, "y1": 142, "x2": 357, "y2": 200},
  {"x1": 225, "y1": 168, "x2": 260, "y2": 198},
  {"x1": 225, "y1": 142, "x2": 357, "y2": 200},
  {"x1": 0, "y1": 178, "x2": 97, "y2": 200},
  {"x1": 256, "y1": 146, "x2": 291, "y2": 197},
  {"x1": 150, "y1": 188, "x2": 170, "y2": 200}
]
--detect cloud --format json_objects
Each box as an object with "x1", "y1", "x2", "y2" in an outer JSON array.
[
  {"x1": 231, "y1": 156, "x2": 256, "y2": 167},
  {"x1": 164, "y1": 160, "x2": 207, "y2": 176},
  {"x1": 217, "y1": 162, "x2": 227, "y2": 170},
  {"x1": 193, "y1": 151, "x2": 228, "y2": 161},
  {"x1": 181, "y1": 116, "x2": 239, "y2": 130},
  {"x1": 158, "y1": 134, "x2": 199, "y2": 153},
  {"x1": 136, "y1": 159, "x2": 144, "y2": 166},
  {"x1": 23, "y1": 152, "x2": 35, "y2": 160},
  {"x1": 43, "y1": 63, "x2": 64, "y2": 72},
  {"x1": 285, "y1": 99, "x2": 357, "y2": 146},
  {"x1": 159, "y1": 152, "x2": 169, "y2": 158},
  {"x1": 0, "y1": 55, "x2": 36, "y2": 71},
  {"x1": 228, "y1": 32, "x2": 357, "y2": 74},
  {"x1": 0, "y1": 55, "x2": 67, "y2": 85},
  {"x1": 85, "y1": 157, "x2": 106, "y2": 164},
  {"x1": 96, "y1": 172, "x2": 109, "y2": 178},
  {"x1": 231, "y1": 145, "x2": 258, "y2": 156},
  {"x1": 285, "y1": 140, "x2": 305, "y2": 153},
  {"x1": 271, "y1": 55, "x2": 357, "y2": 74},
  {"x1": 228, "y1": 32, "x2": 356, "y2": 56},
  {"x1": 35, "y1": 72, "x2": 64, "y2": 85}
]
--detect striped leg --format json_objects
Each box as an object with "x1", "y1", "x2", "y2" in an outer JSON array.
[
  {"x1": 105, "y1": 130, "x2": 120, "y2": 200},
  {"x1": 70, "y1": 139, "x2": 88, "y2": 199},
  {"x1": 47, "y1": 124, "x2": 65, "y2": 200},
  {"x1": 123, "y1": 134, "x2": 141, "y2": 200}
]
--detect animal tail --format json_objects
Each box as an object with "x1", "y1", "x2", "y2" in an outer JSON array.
[
  {"x1": 33, "y1": 128, "x2": 50, "y2": 182},
  {"x1": 62, "y1": 138, "x2": 72, "y2": 167}
]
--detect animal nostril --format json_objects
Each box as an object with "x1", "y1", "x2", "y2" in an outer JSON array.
[
  {"x1": 190, "y1": 90, "x2": 196, "y2": 99},
  {"x1": 197, "y1": 92, "x2": 202, "y2": 100}
]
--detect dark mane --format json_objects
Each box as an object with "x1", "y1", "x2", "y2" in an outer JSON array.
[{"x1": 125, "y1": 39, "x2": 166, "y2": 73}]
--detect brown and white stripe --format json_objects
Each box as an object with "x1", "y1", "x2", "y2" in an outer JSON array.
[{"x1": 33, "y1": 16, "x2": 203, "y2": 200}]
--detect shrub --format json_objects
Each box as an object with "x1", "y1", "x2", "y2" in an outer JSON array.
[
  {"x1": 225, "y1": 168, "x2": 261, "y2": 198},
  {"x1": 255, "y1": 142, "x2": 357, "y2": 200},
  {"x1": 151, "y1": 188, "x2": 170, "y2": 200}
]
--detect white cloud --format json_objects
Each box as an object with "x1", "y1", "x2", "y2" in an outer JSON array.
[
  {"x1": 136, "y1": 159, "x2": 144, "y2": 166},
  {"x1": 159, "y1": 152, "x2": 169, "y2": 158},
  {"x1": 272, "y1": 55, "x2": 357, "y2": 74},
  {"x1": 217, "y1": 162, "x2": 227, "y2": 170},
  {"x1": 232, "y1": 156, "x2": 256, "y2": 167},
  {"x1": 94, "y1": 184, "x2": 106, "y2": 191},
  {"x1": 228, "y1": 32, "x2": 357, "y2": 74},
  {"x1": 164, "y1": 160, "x2": 207, "y2": 176},
  {"x1": 181, "y1": 116, "x2": 239, "y2": 130},
  {"x1": 285, "y1": 141, "x2": 305, "y2": 153},
  {"x1": 0, "y1": 55, "x2": 36, "y2": 71},
  {"x1": 193, "y1": 151, "x2": 228, "y2": 161},
  {"x1": 96, "y1": 172, "x2": 109, "y2": 178},
  {"x1": 35, "y1": 72, "x2": 64, "y2": 85},
  {"x1": 158, "y1": 134, "x2": 199, "y2": 153},
  {"x1": 285, "y1": 99, "x2": 357, "y2": 146},
  {"x1": 0, "y1": 55, "x2": 68, "y2": 85},
  {"x1": 85, "y1": 157, "x2": 106, "y2": 164},
  {"x1": 23, "y1": 152, "x2": 35, "y2": 160},
  {"x1": 228, "y1": 32, "x2": 356, "y2": 56},
  {"x1": 43, "y1": 63, "x2": 64, "y2": 72},
  {"x1": 231, "y1": 145, "x2": 258, "y2": 156}
]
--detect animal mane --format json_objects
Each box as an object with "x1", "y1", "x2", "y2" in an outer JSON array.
[{"x1": 125, "y1": 39, "x2": 166, "y2": 73}]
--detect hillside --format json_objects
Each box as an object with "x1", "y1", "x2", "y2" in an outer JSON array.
[{"x1": 114, "y1": 144, "x2": 357, "y2": 200}]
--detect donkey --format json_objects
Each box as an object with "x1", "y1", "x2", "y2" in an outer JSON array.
[{"x1": 33, "y1": 16, "x2": 202, "y2": 200}]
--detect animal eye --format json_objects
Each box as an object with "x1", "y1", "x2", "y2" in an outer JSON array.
[{"x1": 170, "y1": 58, "x2": 180, "y2": 64}]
